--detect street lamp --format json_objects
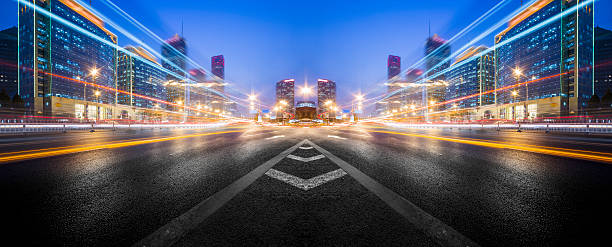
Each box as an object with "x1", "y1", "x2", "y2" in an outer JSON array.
[{"x1": 94, "y1": 90, "x2": 101, "y2": 121}]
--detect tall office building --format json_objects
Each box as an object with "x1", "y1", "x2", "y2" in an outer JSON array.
[
  {"x1": 317, "y1": 79, "x2": 336, "y2": 113},
  {"x1": 211, "y1": 55, "x2": 225, "y2": 80},
  {"x1": 495, "y1": 0, "x2": 594, "y2": 118},
  {"x1": 0, "y1": 27, "x2": 18, "y2": 98},
  {"x1": 188, "y1": 68, "x2": 209, "y2": 110},
  {"x1": 595, "y1": 27, "x2": 612, "y2": 98},
  {"x1": 276, "y1": 79, "x2": 295, "y2": 113},
  {"x1": 425, "y1": 34, "x2": 451, "y2": 111},
  {"x1": 161, "y1": 34, "x2": 187, "y2": 110},
  {"x1": 117, "y1": 46, "x2": 167, "y2": 111},
  {"x1": 388, "y1": 55, "x2": 401, "y2": 80},
  {"x1": 18, "y1": 0, "x2": 117, "y2": 118},
  {"x1": 446, "y1": 46, "x2": 495, "y2": 110}
]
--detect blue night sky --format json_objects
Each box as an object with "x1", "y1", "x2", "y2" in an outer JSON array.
[{"x1": 2, "y1": 0, "x2": 611, "y2": 108}]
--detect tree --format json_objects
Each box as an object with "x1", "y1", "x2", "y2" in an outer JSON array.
[
  {"x1": 587, "y1": 94, "x2": 600, "y2": 110},
  {"x1": 11, "y1": 93, "x2": 24, "y2": 109},
  {"x1": 601, "y1": 89, "x2": 612, "y2": 110},
  {"x1": 0, "y1": 88, "x2": 10, "y2": 108}
]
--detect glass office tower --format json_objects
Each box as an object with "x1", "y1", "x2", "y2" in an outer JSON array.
[{"x1": 18, "y1": 0, "x2": 117, "y2": 118}]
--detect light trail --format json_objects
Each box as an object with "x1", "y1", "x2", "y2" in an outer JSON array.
[
  {"x1": 0, "y1": 129, "x2": 245, "y2": 164},
  {"x1": 84, "y1": 0, "x2": 258, "y2": 104},
  {"x1": 364, "y1": 0, "x2": 596, "y2": 111},
  {"x1": 15, "y1": 0, "x2": 250, "y2": 111},
  {"x1": 356, "y1": 0, "x2": 530, "y2": 104},
  {"x1": 367, "y1": 130, "x2": 612, "y2": 164}
]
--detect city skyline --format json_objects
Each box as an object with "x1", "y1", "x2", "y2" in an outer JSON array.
[{"x1": 2, "y1": 0, "x2": 611, "y2": 107}]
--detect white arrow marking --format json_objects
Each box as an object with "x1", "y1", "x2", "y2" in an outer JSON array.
[
  {"x1": 298, "y1": 146, "x2": 314, "y2": 150},
  {"x1": 287, "y1": 154, "x2": 325, "y2": 162},
  {"x1": 265, "y1": 135, "x2": 285, "y2": 140},
  {"x1": 328, "y1": 135, "x2": 347, "y2": 140},
  {"x1": 265, "y1": 168, "x2": 347, "y2": 190}
]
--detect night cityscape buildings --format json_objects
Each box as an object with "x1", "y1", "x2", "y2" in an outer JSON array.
[
  {"x1": 0, "y1": 26, "x2": 17, "y2": 99},
  {"x1": 445, "y1": 46, "x2": 495, "y2": 111},
  {"x1": 18, "y1": 0, "x2": 117, "y2": 118},
  {"x1": 211, "y1": 55, "x2": 225, "y2": 80},
  {"x1": 595, "y1": 27, "x2": 612, "y2": 98},
  {"x1": 317, "y1": 79, "x2": 336, "y2": 114},
  {"x1": 117, "y1": 46, "x2": 167, "y2": 114},
  {"x1": 495, "y1": 0, "x2": 594, "y2": 119},
  {"x1": 275, "y1": 79, "x2": 295, "y2": 113},
  {"x1": 425, "y1": 34, "x2": 451, "y2": 112},
  {"x1": 162, "y1": 34, "x2": 187, "y2": 112}
]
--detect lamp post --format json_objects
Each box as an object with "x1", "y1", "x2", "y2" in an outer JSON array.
[{"x1": 94, "y1": 90, "x2": 101, "y2": 121}]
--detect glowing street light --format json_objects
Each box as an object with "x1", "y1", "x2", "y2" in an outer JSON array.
[
  {"x1": 511, "y1": 90, "x2": 518, "y2": 96},
  {"x1": 176, "y1": 100, "x2": 183, "y2": 105},
  {"x1": 279, "y1": 100, "x2": 288, "y2": 106},
  {"x1": 513, "y1": 67, "x2": 522, "y2": 77},
  {"x1": 325, "y1": 100, "x2": 333, "y2": 106},
  {"x1": 94, "y1": 91, "x2": 100, "y2": 96},
  {"x1": 248, "y1": 94, "x2": 257, "y2": 101}
]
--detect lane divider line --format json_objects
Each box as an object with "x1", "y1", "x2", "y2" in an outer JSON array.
[
  {"x1": 133, "y1": 139, "x2": 308, "y2": 247},
  {"x1": 298, "y1": 146, "x2": 314, "y2": 150},
  {"x1": 265, "y1": 168, "x2": 347, "y2": 191},
  {"x1": 306, "y1": 139, "x2": 480, "y2": 247},
  {"x1": 327, "y1": 135, "x2": 347, "y2": 140},
  {"x1": 286, "y1": 154, "x2": 325, "y2": 162},
  {"x1": 265, "y1": 135, "x2": 285, "y2": 140},
  {"x1": 369, "y1": 130, "x2": 612, "y2": 164}
]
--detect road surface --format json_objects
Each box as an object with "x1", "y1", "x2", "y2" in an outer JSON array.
[{"x1": 1, "y1": 124, "x2": 611, "y2": 246}]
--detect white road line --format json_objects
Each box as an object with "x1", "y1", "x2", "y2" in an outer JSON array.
[
  {"x1": 265, "y1": 135, "x2": 285, "y2": 140},
  {"x1": 265, "y1": 168, "x2": 347, "y2": 190},
  {"x1": 305, "y1": 139, "x2": 479, "y2": 247},
  {"x1": 327, "y1": 135, "x2": 347, "y2": 140},
  {"x1": 133, "y1": 140, "x2": 308, "y2": 247},
  {"x1": 286, "y1": 154, "x2": 325, "y2": 162},
  {"x1": 298, "y1": 146, "x2": 314, "y2": 150}
]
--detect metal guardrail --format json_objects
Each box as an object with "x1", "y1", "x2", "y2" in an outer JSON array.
[
  {"x1": 386, "y1": 123, "x2": 612, "y2": 134},
  {"x1": 0, "y1": 123, "x2": 229, "y2": 134}
]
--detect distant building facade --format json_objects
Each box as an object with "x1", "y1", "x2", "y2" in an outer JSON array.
[
  {"x1": 317, "y1": 79, "x2": 336, "y2": 114},
  {"x1": 211, "y1": 55, "x2": 225, "y2": 80},
  {"x1": 18, "y1": 0, "x2": 117, "y2": 118},
  {"x1": 276, "y1": 79, "x2": 295, "y2": 113},
  {"x1": 388, "y1": 55, "x2": 401, "y2": 80},
  {"x1": 446, "y1": 46, "x2": 495, "y2": 110},
  {"x1": 161, "y1": 34, "x2": 187, "y2": 110},
  {"x1": 425, "y1": 34, "x2": 451, "y2": 111},
  {"x1": 0, "y1": 27, "x2": 17, "y2": 98},
  {"x1": 595, "y1": 27, "x2": 612, "y2": 97},
  {"x1": 117, "y1": 46, "x2": 167, "y2": 112}
]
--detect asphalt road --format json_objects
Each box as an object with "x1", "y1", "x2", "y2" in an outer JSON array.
[{"x1": 1, "y1": 124, "x2": 612, "y2": 246}]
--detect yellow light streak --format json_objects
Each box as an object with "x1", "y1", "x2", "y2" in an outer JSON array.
[
  {"x1": 0, "y1": 130, "x2": 244, "y2": 164},
  {"x1": 368, "y1": 130, "x2": 612, "y2": 164}
]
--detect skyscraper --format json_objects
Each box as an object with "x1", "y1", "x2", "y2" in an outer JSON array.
[
  {"x1": 18, "y1": 0, "x2": 117, "y2": 118},
  {"x1": 211, "y1": 55, "x2": 225, "y2": 80},
  {"x1": 446, "y1": 46, "x2": 495, "y2": 111},
  {"x1": 595, "y1": 27, "x2": 612, "y2": 98},
  {"x1": 117, "y1": 46, "x2": 167, "y2": 112},
  {"x1": 317, "y1": 79, "x2": 336, "y2": 114},
  {"x1": 161, "y1": 34, "x2": 187, "y2": 111},
  {"x1": 425, "y1": 34, "x2": 451, "y2": 111},
  {"x1": 0, "y1": 27, "x2": 17, "y2": 98},
  {"x1": 276, "y1": 79, "x2": 295, "y2": 113},
  {"x1": 388, "y1": 55, "x2": 401, "y2": 80},
  {"x1": 495, "y1": 0, "x2": 594, "y2": 118}
]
